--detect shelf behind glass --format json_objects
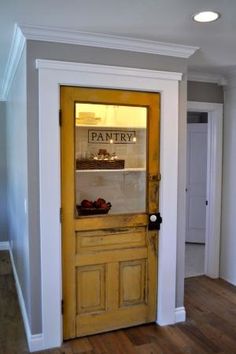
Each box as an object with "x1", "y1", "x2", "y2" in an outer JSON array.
[{"x1": 76, "y1": 167, "x2": 146, "y2": 173}]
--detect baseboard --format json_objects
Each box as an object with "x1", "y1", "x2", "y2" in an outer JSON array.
[
  {"x1": 220, "y1": 275, "x2": 236, "y2": 287},
  {"x1": 175, "y1": 307, "x2": 186, "y2": 323},
  {"x1": 28, "y1": 334, "x2": 45, "y2": 352},
  {"x1": 185, "y1": 272, "x2": 205, "y2": 279},
  {"x1": 8, "y1": 247, "x2": 44, "y2": 352},
  {"x1": 0, "y1": 241, "x2": 10, "y2": 250}
]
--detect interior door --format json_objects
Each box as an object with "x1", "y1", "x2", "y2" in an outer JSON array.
[
  {"x1": 60, "y1": 87, "x2": 160, "y2": 339},
  {"x1": 186, "y1": 123, "x2": 208, "y2": 243}
]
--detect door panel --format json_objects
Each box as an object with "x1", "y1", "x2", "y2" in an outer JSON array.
[
  {"x1": 120, "y1": 260, "x2": 147, "y2": 306},
  {"x1": 61, "y1": 87, "x2": 160, "y2": 339},
  {"x1": 77, "y1": 264, "x2": 106, "y2": 314},
  {"x1": 76, "y1": 227, "x2": 146, "y2": 251},
  {"x1": 186, "y1": 123, "x2": 207, "y2": 243}
]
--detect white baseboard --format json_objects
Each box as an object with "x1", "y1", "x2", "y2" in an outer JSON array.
[
  {"x1": 8, "y1": 246, "x2": 44, "y2": 352},
  {"x1": 220, "y1": 275, "x2": 236, "y2": 287},
  {"x1": 0, "y1": 241, "x2": 10, "y2": 250},
  {"x1": 175, "y1": 306, "x2": 186, "y2": 323},
  {"x1": 29, "y1": 334, "x2": 45, "y2": 352}
]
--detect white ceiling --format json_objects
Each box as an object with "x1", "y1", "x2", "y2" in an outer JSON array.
[{"x1": 1, "y1": 0, "x2": 236, "y2": 94}]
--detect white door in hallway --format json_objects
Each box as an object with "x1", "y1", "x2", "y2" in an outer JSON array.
[{"x1": 186, "y1": 123, "x2": 207, "y2": 243}]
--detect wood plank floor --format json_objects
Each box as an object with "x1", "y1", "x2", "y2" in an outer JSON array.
[{"x1": 1, "y1": 250, "x2": 236, "y2": 354}]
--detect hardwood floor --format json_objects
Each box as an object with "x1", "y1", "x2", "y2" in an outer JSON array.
[
  {"x1": 0, "y1": 251, "x2": 28, "y2": 354},
  {"x1": 1, "y1": 250, "x2": 236, "y2": 354}
]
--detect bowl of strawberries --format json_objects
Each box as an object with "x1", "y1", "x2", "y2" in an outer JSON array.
[{"x1": 77, "y1": 198, "x2": 112, "y2": 216}]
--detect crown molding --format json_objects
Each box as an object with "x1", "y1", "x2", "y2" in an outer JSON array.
[
  {"x1": 0, "y1": 23, "x2": 197, "y2": 99},
  {"x1": 223, "y1": 69, "x2": 236, "y2": 89},
  {"x1": 0, "y1": 24, "x2": 25, "y2": 100},
  {"x1": 188, "y1": 71, "x2": 227, "y2": 86},
  {"x1": 20, "y1": 23, "x2": 198, "y2": 58},
  {"x1": 36, "y1": 59, "x2": 183, "y2": 81}
]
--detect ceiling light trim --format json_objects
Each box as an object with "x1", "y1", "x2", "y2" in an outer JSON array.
[
  {"x1": 0, "y1": 24, "x2": 25, "y2": 100},
  {"x1": 20, "y1": 23, "x2": 198, "y2": 58},
  {"x1": 192, "y1": 11, "x2": 220, "y2": 23}
]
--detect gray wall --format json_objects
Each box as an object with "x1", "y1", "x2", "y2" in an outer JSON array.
[
  {"x1": 0, "y1": 101, "x2": 8, "y2": 241},
  {"x1": 188, "y1": 81, "x2": 224, "y2": 103},
  {"x1": 28, "y1": 40, "x2": 187, "y2": 73},
  {"x1": 26, "y1": 40, "x2": 188, "y2": 333},
  {"x1": 6, "y1": 47, "x2": 32, "y2": 327},
  {"x1": 220, "y1": 82, "x2": 236, "y2": 285}
]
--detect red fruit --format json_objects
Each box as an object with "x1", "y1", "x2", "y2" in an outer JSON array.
[
  {"x1": 96, "y1": 198, "x2": 106, "y2": 207},
  {"x1": 93, "y1": 201, "x2": 99, "y2": 208},
  {"x1": 100, "y1": 203, "x2": 108, "y2": 209},
  {"x1": 81, "y1": 199, "x2": 93, "y2": 208}
]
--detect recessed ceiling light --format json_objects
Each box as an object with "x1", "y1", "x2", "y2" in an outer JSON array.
[{"x1": 192, "y1": 11, "x2": 220, "y2": 23}]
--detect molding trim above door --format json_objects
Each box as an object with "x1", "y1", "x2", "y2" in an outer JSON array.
[
  {"x1": 36, "y1": 60, "x2": 182, "y2": 351},
  {"x1": 23, "y1": 24, "x2": 198, "y2": 57},
  {"x1": 187, "y1": 101, "x2": 223, "y2": 279},
  {"x1": 0, "y1": 22, "x2": 197, "y2": 100},
  {"x1": 36, "y1": 59, "x2": 182, "y2": 81}
]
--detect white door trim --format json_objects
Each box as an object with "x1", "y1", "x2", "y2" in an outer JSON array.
[
  {"x1": 187, "y1": 101, "x2": 223, "y2": 278},
  {"x1": 36, "y1": 59, "x2": 182, "y2": 351}
]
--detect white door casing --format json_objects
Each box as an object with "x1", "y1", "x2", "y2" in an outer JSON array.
[
  {"x1": 187, "y1": 102, "x2": 223, "y2": 279},
  {"x1": 36, "y1": 60, "x2": 182, "y2": 351},
  {"x1": 186, "y1": 123, "x2": 208, "y2": 243}
]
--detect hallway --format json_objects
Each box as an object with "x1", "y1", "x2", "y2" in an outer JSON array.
[
  {"x1": 1, "y1": 250, "x2": 236, "y2": 354},
  {"x1": 185, "y1": 243, "x2": 205, "y2": 278}
]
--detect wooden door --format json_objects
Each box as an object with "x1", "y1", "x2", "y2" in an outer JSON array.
[
  {"x1": 61, "y1": 87, "x2": 160, "y2": 339},
  {"x1": 186, "y1": 123, "x2": 208, "y2": 243}
]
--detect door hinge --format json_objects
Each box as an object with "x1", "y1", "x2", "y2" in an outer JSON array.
[
  {"x1": 60, "y1": 207, "x2": 63, "y2": 223},
  {"x1": 59, "y1": 109, "x2": 62, "y2": 126},
  {"x1": 61, "y1": 299, "x2": 64, "y2": 315},
  {"x1": 206, "y1": 200, "x2": 208, "y2": 206},
  {"x1": 148, "y1": 173, "x2": 161, "y2": 182}
]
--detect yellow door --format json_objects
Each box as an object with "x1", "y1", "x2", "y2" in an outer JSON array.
[{"x1": 61, "y1": 87, "x2": 160, "y2": 339}]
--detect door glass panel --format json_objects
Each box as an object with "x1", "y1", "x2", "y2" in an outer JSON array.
[{"x1": 75, "y1": 103, "x2": 147, "y2": 216}]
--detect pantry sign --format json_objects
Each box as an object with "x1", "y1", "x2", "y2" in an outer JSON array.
[{"x1": 88, "y1": 129, "x2": 136, "y2": 144}]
